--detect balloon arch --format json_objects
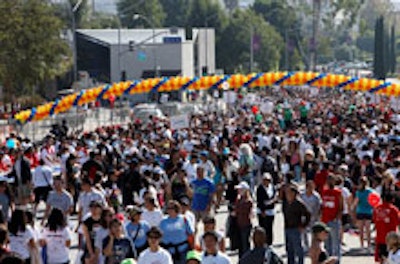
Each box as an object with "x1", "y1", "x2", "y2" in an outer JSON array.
[{"x1": 14, "y1": 72, "x2": 400, "y2": 123}]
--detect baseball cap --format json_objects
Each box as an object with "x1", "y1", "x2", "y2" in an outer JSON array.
[
  {"x1": 312, "y1": 222, "x2": 331, "y2": 234},
  {"x1": 262, "y1": 172, "x2": 272, "y2": 181},
  {"x1": 126, "y1": 205, "x2": 142, "y2": 217},
  {"x1": 186, "y1": 250, "x2": 202, "y2": 263}
]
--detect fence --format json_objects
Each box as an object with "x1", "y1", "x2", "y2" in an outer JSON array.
[{"x1": 9, "y1": 106, "x2": 132, "y2": 142}]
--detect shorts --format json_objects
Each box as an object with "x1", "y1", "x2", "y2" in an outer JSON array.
[
  {"x1": 375, "y1": 243, "x2": 388, "y2": 262},
  {"x1": 16, "y1": 184, "x2": 32, "y2": 203},
  {"x1": 34, "y1": 186, "x2": 52, "y2": 203},
  {"x1": 342, "y1": 214, "x2": 351, "y2": 226},
  {"x1": 356, "y1": 213, "x2": 372, "y2": 221},
  {"x1": 193, "y1": 210, "x2": 210, "y2": 223}
]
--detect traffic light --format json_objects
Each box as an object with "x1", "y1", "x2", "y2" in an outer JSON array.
[
  {"x1": 202, "y1": 66, "x2": 208, "y2": 76},
  {"x1": 129, "y1": 41, "x2": 136, "y2": 52}
]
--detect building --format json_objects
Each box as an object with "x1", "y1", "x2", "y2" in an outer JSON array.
[{"x1": 76, "y1": 28, "x2": 215, "y2": 83}]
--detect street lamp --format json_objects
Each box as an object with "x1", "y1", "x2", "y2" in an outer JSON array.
[
  {"x1": 67, "y1": 0, "x2": 84, "y2": 84},
  {"x1": 204, "y1": 13, "x2": 219, "y2": 76},
  {"x1": 133, "y1": 14, "x2": 158, "y2": 77}
]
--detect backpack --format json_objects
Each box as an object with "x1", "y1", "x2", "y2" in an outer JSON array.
[
  {"x1": 261, "y1": 156, "x2": 275, "y2": 174},
  {"x1": 264, "y1": 247, "x2": 283, "y2": 264}
]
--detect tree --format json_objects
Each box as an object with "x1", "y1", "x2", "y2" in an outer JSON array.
[
  {"x1": 252, "y1": 0, "x2": 304, "y2": 69},
  {"x1": 217, "y1": 9, "x2": 283, "y2": 73},
  {"x1": 374, "y1": 16, "x2": 386, "y2": 80},
  {"x1": 82, "y1": 12, "x2": 120, "y2": 29},
  {"x1": 0, "y1": 0, "x2": 71, "y2": 103},
  {"x1": 117, "y1": 0, "x2": 165, "y2": 28},
  {"x1": 160, "y1": 0, "x2": 192, "y2": 27}
]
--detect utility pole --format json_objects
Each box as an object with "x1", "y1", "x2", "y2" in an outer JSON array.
[
  {"x1": 250, "y1": 25, "x2": 254, "y2": 73},
  {"x1": 285, "y1": 29, "x2": 289, "y2": 70}
]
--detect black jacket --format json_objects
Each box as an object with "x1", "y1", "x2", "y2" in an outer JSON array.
[
  {"x1": 256, "y1": 184, "x2": 276, "y2": 213},
  {"x1": 9, "y1": 157, "x2": 32, "y2": 186}
]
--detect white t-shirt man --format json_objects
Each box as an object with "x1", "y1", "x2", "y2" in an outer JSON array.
[
  {"x1": 40, "y1": 227, "x2": 71, "y2": 264},
  {"x1": 142, "y1": 209, "x2": 164, "y2": 227},
  {"x1": 78, "y1": 189, "x2": 106, "y2": 218},
  {"x1": 202, "y1": 251, "x2": 231, "y2": 264},
  {"x1": 137, "y1": 247, "x2": 173, "y2": 264},
  {"x1": 33, "y1": 165, "x2": 53, "y2": 188}
]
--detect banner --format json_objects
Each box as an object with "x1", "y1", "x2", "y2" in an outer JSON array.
[{"x1": 170, "y1": 114, "x2": 190, "y2": 130}]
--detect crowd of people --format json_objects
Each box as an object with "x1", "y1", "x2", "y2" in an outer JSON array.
[{"x1": 0, "y1": 87, "x2": 399, "y2": 264}]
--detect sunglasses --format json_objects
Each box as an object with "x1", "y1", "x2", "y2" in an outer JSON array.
[{"x1": 148, "y1": 236, "x2": 160, "y2": 239}]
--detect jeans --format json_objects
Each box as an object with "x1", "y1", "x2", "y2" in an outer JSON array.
[
  {"x1": 326, "y1": 219, "x2": 341, "y2": 262},
  {"x1": 258, "y1": 214, "x2": 274, "y2": 245},
  {"x1": 238, "y1": 225, "x2": 252, "y2": 258},
  {"x1": 285, "y1": 228, "x2": 304, "y2": 264}
]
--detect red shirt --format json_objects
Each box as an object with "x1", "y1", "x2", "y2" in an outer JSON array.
[
  {"x1": 314, "y1": 169, "x2": 329, "y2": 193},
  {"x1": 321, "y1": 187, "x2": 342, "y2": 223},
  {"x1": 373, "y1": 202, "x2": 400, "y2": 244}
]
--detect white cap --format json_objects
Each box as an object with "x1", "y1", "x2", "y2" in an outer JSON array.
[{"x1": 235, "y1": 181, "x2": 250, "y2": 190}]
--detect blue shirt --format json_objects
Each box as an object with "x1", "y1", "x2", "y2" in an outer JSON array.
[
  {"x1": 191, "y1": 178, "x2": 215, "y2": 211},
  {"x1": 159, "y1": 215, "x2": 193, "y2": 254},
  {"x1": 356, "y1": 188, "x2": 373, "y2": 215},
  {"x1": 125, "y1": 220, "x2": 150, "y2": 248}
]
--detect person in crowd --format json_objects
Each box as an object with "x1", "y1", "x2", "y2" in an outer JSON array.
[
  {"x1": 82, "y1": 150, "x2": 105, "y2": 184},
  {"x1": 238, "y1": 144, "x2": 254, "y2": 187},
  {"x1": 78, "y1": 177, "x2": 106, "y2": 223},
  {"x1": 320, "y1": 174, "x2": 343, "y2": 260},
  {"x1": 239, "y1": 226, "x2": 283, "y2": 264},
  {"x1": 95, "y1": 207, "x2": 115, "y2": 264},
  {"x1": 0, "y1": 178, "x2": 13, "y2": 221},
  {"x1": 81, "y1": 200, "x2": 103, "y2": 264},
  {"x1": 160, "y1": 200, "x2": 194, "y2": 264},
  {"x1": 373, "y1": 192, "x2": 400, "y2": 263},
  {"x1": 103, "y1": 218, "x2": 135, "y2": 264},
  {"x1": 336, "y1": 175, "x2": 352, "y2": 245},
  {"x1": 179, "y1": 196, "x2": 196, "y2": 233},
  {"x1": 385, "y1": 231, "x2": 400, "y2": 264},
  {"x1": 0, "y1": 226, "x2": 10, "y2": 260},
  {"x1": 9, "y1": 147, "x2": 32, "y2": 206},
  {"x1": 257, "y1": 172, "x2": 278, "y2": 246},
  {"x1": 121, "y1": 159, "x2": 142, "y2": 207},
  {"x1": 137, "y1": 226, "x2": 173, "y2": 264},
  {"x1": 32, "y1": 159, "x2": 53, "y2": 214},
  {"x1": 300, "y1": 180, "x2": 322, "y2": 252},
  {"x1": 233, "y1": 181, "x2": 253, "y2": 257},
  {"x1": 141, "y1": 196, "x2": 163, "y2": 227},
  {"x1": 39, "y1": 208, "x2": 71, "y2": 264},
  {"x1": 125, "y1": 205, "x2": 150, "y2": 256},
  {"x1": 8, "y1": 210, "x2": 36, "y2": 264},
  {"x1": 201, "y1": 231, "x2": 231, "y2": 264},
  {"x1": 167, "y1": 168, "x2": 193, "y2": 202},
  {"x1": 352, "y1": 176, "x2": 374, "y2": 250},
  {"x1": 186, "y1": 250, "x2": 202, "y2": 264},
  {"x1": 191, "y1": 166, "x2": 215, "y2": 224},
  {"x1": 42, "y1": 176, "x2": 73, "y2": 224},
  {"x1": 199, "y1": 216, "x2": 225, "y2": 252},
  {"x1": 282, "y1": 183, "x2": 311, "y2": 264},
  {"x1": 308, "y1": 222, "x2": 338, "y2": 264}
]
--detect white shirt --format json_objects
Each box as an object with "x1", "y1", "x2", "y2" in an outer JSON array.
[
  {"x1": 40, "y1": 227, "x2": 71, "y2": 263},
  {"x1": 78, "y1": 189, "x2": 106, "y2": 217},
  {"x1": 33, "y1": 165, "x2": 53, "y2": 188},
  {"x1": 137, "y1": 247, "x2": 173, "y2": 264},
  {"x1": 340, "y1": 186, "x2": 351, "y2": 214},
  {"x1": 142, "y1": 209, "x2": 164, "y2": 227},
  {"x1": 9, "y1": 226, "x2": 35, "y2": 260},
  {"x1": 387, "y1": 249, "x2": 400, "y2": 264},
  {"x1": 184, "y1": 210, "x2": 196, "y2": 232},
  {"x1": 202, "y1": 251, "x2": 231, "y2": 264},
  {"x1": 41, "y1": 146, "x2": 56, "y2": 166}
]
